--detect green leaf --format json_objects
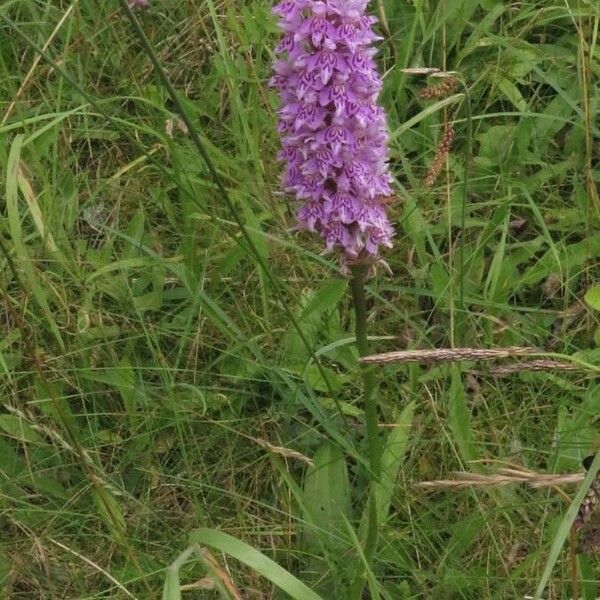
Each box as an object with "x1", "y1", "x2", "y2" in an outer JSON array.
[
  {"x1": 320, "y1": 397, "x2": 364, "y2": 418},
  {"x1": 0, "y1": 436, "x2": 29, "y2": 482},
  {"x1": 496, "y1": 76, "x2": 528, "y2": 111},
  {"x1": 300, "y1": 279, "x2": 347, "y2": 321},
  {"x1": 79, "y1": 361, "x2": 139, "y2": 422},
  {"x1": 0, "y1": 436, "x2": 66, "y2": 500},
  {"x1": 518, "y1": 235, "x2": 600, "y2": 288},
  {"x1": 584, "y1": 286, "x2": 600, "y2": 311},
  {"x1": 374, "y1": 401, "x2": 415, "y2": 523},
  {"x1": 579, "y1": 554, "x2": 597, "y2": 600},
  {"x1": 534, "y1": 451, "x2": 600, "y2": 599},
  {"x1": 302, "y1": 363, "x2": 347, "y2": 393},
  {"x1": 5, "y1": 134, "x2": 63, "y2": 348},
  {"x1": 303, "y1": 442, "x2": 352, "y2": 551},
  {"x1": 391, "y1": 93, "x2": 464, "y2": 141},
  {"x1": 162, "y1": 566, "x2": 181, "y2": 600},
  {"x1": 189, "y1": 528, "x2": 326, "y2": 600},
  {"x1": 0, "y1": 415, "x2": 43, "y2": 444},
  {"x1": 33, "y1": 379, "x2": 78, "y2": 434},
  {"x1": 448, "y1": 367, "x2": 477, "y2": 462}
]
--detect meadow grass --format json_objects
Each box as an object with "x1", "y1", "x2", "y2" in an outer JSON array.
[{"x1": 0, "y1": 0, "x2": 599, "y2": 598}]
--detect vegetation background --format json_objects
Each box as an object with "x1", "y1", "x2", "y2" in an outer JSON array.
[{"x1": 0, "y1": 0, "x2": 598, "y2": 598}]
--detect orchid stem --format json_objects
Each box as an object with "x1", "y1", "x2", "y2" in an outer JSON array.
[
  {"x1": 349, "y1": 263, "x2": 381, "y2": 599},
  {"x1": 350, "y1": 264, "x2": 381, "y2": 475}
]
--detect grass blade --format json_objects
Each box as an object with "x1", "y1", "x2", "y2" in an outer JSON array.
[
  {"x1": 189, "y1": 528, "x2": 326, "y2": 600},
  {"x1": 533, "y1": 450, "x2": 600, "y2": 599}
]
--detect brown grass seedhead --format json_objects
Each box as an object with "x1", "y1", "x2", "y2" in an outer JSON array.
[
  {"x1": 419, "y1": 77, "x2": 458, "y2": 100},
  {"x1": 360, "y1": 346, "x2": 539, "y2": 365},
  {"x1": 418, "y1": 467, "x2": 584, "y2": 490},
  {"x1": 425, "y1": 122, "x2": 455, "y2": 187},
  {"x1": 489, "y1": 359, "x2": 578, "y2": 376}
]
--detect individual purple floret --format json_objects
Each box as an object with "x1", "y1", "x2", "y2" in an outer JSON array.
[
  {"x1": 130, "y1": 0, "x2": 149, "y2": 7},
  {"x1": 271, "y1": 0, "x2": 394, "y2": 261}
]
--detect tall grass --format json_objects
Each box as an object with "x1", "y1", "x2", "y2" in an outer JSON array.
[{"x1": 0, "y1": 0, "x2": 598, "y2": 598}]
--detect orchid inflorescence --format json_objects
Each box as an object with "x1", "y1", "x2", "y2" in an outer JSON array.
[{"x1": 271, "y1": 0, "x2": 394, "y2": 262}]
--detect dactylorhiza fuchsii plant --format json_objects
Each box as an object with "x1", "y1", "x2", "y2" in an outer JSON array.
[
  {"x1": 271, "y1": 1, "x2": 395, "y2": 596},
  {"x1": 271, "y1": 0, "x2": 394, "y2": 264}
]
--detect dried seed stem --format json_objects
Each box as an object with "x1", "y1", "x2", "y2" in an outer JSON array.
[{"x1": 360, "y1": 346, "x2": 538, "y2": 365}]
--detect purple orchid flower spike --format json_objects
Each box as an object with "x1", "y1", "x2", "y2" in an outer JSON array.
[{"x1": 271, "y1": 0, "x2": 394, "y2": 265}]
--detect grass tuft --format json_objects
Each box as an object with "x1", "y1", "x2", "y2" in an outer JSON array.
[{"x1": 0, "y1": 0, "x2": 598, "y2": 598}]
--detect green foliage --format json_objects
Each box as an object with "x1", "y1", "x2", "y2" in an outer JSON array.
[
  {"x1": 303, "y1": 443, "x2": 352, "y2": 550},
  {"x1": 189, "y1": 529, "x2": 327, "y2": 600},
  {"x1": 0, "y1": 0, "x2": 598, "y2": 598},
  {"x1": 585, "y1": 286, "x2": 600, "y2": 311},
  {"x1": 373, "y1": 401, "x2": 415, "y2": 525},
  {"x1": 302, "y1": 442, "x2": 352, "y2": 595}
]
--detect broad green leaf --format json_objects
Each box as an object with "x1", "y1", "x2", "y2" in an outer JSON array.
[
  {"x1": 457, "y1": 3, "x2": 505, "y2": 64},
  {"x1": 0, "y1": 415, "x2": 43, "y2": 444},
  {"x1": 518, "y1": 235, "x2": 600, "y2": 288},
  {"x1": 0, "y1": 437, "x2": 66, "y2": 500},
  {"x1": 122, "y1": 211, "x2": 145, "y2": 260},
  {"x1": 302, "y1": 363, "x2": 347, "y2": 393},
  {"x1": 303, "y1": 442, "x2": 351, "y2": 551},
  {"x1": 189, "y1": 528, "x2": 326, "y2": 600},
  {"x1": 448, "y1": 367, "x2": 477, "y2": 462},
  {"x1": 375, "y1": 401, "x2": 415, "y2": 523},
  {"x1": 358, "y1": 401, "x2": 416, "y2": 549},
  {"x1": 300, "y1": 279, "x2": 347, "y2": 321},
  {"x1": 284, "y1": 280, "x2": 347, "y2": 367},
  {"x1": 320, "y1": 397, "x2": 364, "y2": 418},
  {"x1": 497, "y1": 76, "x2": 528, "y2": 111},
  {"x1": 584, "y1": 286, "x2": 600, "y2": 311},
  {"x1": 162, "y1": 566, "x2": 181, "y2": 600},
  {"x1": 579, "y1": 555, "x2": 597, "y2": 600}
]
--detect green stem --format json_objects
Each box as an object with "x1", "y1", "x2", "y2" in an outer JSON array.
[
  {"x1": 350, "y1": 264, "x2": 381, "y2": 476},
  {"x1": 349, "y1": 264, "x2": 381, "y2": 599}
]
